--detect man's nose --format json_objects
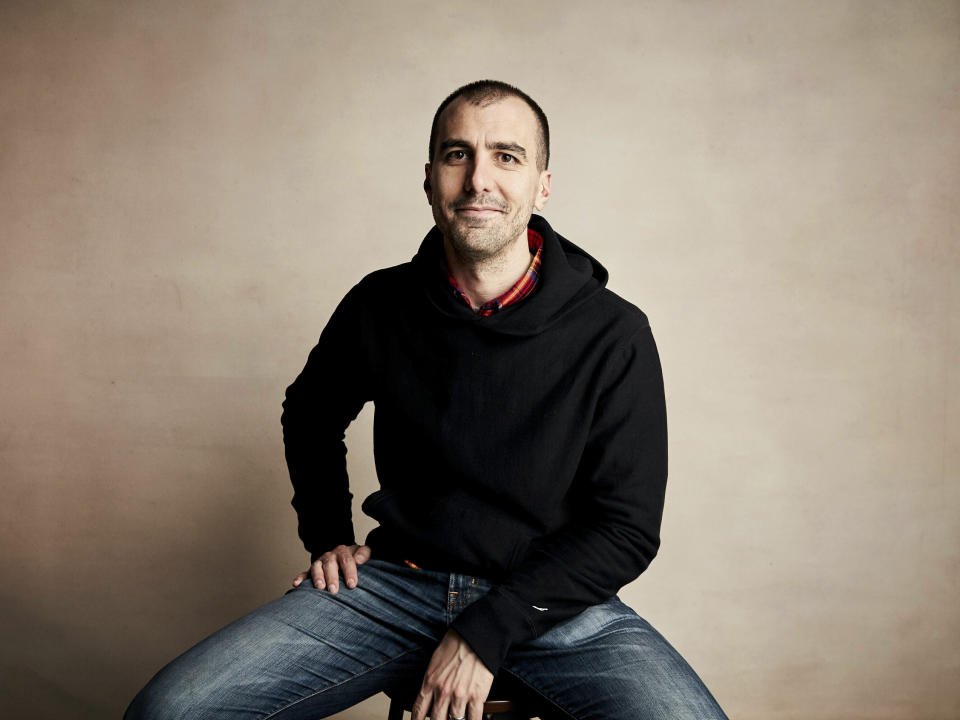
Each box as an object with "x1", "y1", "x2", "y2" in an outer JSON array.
[{"x1": 464, "y1": 156, "x2": 492, "y2": 194}]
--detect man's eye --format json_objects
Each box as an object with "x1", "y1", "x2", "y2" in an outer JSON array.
[
  {"x1": 499, "y1": 153, "x2": 516, "y2": 163},
  {"x1": 446, "y1": 150, "x2": 467, "y2": 161}
]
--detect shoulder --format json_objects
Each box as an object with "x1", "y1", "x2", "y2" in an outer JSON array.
[
  {"x1": 337, "y1": 261, "x2": 417, "y2": 307},
  {"x1": 586, "y1": 286, "x2": 653, "y2": 339},
  {"x1": 355, "y1": 261, "x2": 417, "y2": 294}
]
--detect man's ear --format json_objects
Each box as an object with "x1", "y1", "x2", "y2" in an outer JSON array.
[
  {"x1": 424, "y1": 163, "x2": 433, "y2": 205},
  {"x1": 533, "y1": 170, "x2": 552, "y2": 211}
]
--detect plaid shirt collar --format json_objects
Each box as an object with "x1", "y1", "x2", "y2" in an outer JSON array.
[{"x1": 444, "y1": 229, "x2": 544, "y2": 317}]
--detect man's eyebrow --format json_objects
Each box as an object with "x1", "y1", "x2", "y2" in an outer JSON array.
[
  {"x1": 437, "y1": 138, "x2": 528, "y2": 162},
  {"x1": 489, "y1": 141, "x2": 527, "y2": 161},
  {"x1": 438, "y1": 138, "x2": 472, "y2": 153}
]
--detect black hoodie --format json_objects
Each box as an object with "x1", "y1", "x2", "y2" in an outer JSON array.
[{"x1": 281, "y1": 214, "x2": 668, "y2": 673}]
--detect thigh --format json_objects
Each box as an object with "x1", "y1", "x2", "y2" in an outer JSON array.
[
  {"x1": 502, "y1": 597, "x2": 727, "y2": 720},
  {"x1": 125, "y1": 560, "x2": 444, "y2": 720}
]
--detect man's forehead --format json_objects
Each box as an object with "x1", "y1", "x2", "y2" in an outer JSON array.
[{"x1": 436, "y1": 95, "x2": 538, "y2": 144}]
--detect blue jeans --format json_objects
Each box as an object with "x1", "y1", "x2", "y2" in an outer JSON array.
[{"x1": 125, "y1": 559, "x2": 726, "y2": 719}]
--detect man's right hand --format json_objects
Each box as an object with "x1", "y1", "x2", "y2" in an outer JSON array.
[{"x1": 292, "y1": 543, "x2": 371, "y2": 593}]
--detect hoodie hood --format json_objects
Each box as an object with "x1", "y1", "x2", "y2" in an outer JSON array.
[{"x1": 412, "y1": 214, "x2": 608, "y2": 337}]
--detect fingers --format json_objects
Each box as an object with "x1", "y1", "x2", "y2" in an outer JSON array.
[
  {"x1": 448, "y1": 685, "x2": 479, "y2": 720},
  {"x1": 433, "y1": 693, "x2": 451, "y2": 720},
  {"x1": 410, "y1": 682, "x2": 473, "y2": 720},
  {"x1": 322, "y1": 551, "x2": 341, "y2": 592},
  {"x1": 338, "y1": 545, "x2": 371, "y2": 588},
  {"x1": 411, "y1": 686, "x2": 435, "y2": 720},
  {"x1": 309, "y1": 556, "x2": 326, "y2": 590},
  {"x1": 305, "y1": 544, "x2": 373, "y2": 593},
  {"x1": 410, "y1": 692, "x2": 426, "y2": 720},
  {"x1": 292, "y1": 570, "x2": 309, "y2": 587},
  {"x1": 337, "y1": 546, "x2": 359, "y2": 590},
  {"x1": 354, "y1": 544, "x2": 371, "y2": 565},
  {"x1": 467, "y1": 694, "x2": 483, "y2": 720},
  {"x1": 449, "y1": 692, "x2": 470, "y2": 720}
]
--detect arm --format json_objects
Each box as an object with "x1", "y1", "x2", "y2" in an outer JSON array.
[
  {"x1": 281, "y1": 285, "x2": 373, "y2": 575},
  {"x1": 451, "y1": 325, "x2": 668, "y2": 673}
]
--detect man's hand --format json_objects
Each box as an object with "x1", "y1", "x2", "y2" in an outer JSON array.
[
  {"x1": 411, "y1": 629, "x2": 493, "y2": 720},
  {"x1": 292, "y1": 543, "x2": 371, "y2": 593}
]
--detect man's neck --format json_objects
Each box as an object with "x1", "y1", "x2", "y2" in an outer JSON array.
[{"x1": 443, "y1": 232, "x2": 532, "y2": 309}]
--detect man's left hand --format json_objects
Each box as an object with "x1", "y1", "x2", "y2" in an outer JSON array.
[{"x1": 411, "y1": 629, "x2": 493, "y2": 720}]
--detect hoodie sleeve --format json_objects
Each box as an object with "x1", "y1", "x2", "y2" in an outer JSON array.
[
  {"x1": 281, "y1": 285, "x2": 372, "y2": 559},
  {"x1": 450, "y1": 324, "x2": 668, "y2": 673}
]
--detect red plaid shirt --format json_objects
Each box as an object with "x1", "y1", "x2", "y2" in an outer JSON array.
[{"x1": 445, "y1": 229, "x2": 544, "y2": 317}]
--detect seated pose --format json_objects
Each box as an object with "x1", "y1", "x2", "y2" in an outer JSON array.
[{"x1": 125, "y1": 80, "x2": 727, "y2": 720}]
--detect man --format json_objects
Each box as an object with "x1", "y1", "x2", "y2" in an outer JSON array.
[{"x1": 126, "y1": 80, "x2": 726, "y2": 720}]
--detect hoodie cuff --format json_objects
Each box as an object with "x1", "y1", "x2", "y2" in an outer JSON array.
[{"x1": 450, "y1": 589, "x2": 535, "y2": 675}]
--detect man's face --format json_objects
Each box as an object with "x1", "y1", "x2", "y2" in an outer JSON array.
[{"x1": 425, "y1": 96, "x2": 551, "y2": 263}]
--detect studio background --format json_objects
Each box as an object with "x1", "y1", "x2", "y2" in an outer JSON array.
[{"x1": 1, "y1": 1, "x2": 957, "y2": 718}]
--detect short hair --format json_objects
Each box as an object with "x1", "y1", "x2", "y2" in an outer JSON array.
[{"x1": 428, "y1": 80, "x2": 550, "y2": 172}]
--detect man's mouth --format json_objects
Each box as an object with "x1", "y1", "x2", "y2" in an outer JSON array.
[
  {"x1": 455, "y1": 207, "x2": 503, "y2": 215},
  {"x1": 451, "y1": 196, "x2": 508, "y2": 216}
]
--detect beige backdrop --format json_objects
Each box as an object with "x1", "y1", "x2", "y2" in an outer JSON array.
[{"x1": 1, "y1": 1, "x2": 958, "y2": 718}]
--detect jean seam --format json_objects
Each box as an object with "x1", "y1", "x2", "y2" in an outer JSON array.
[{"x1": 259, "y1": 646, "x2": 421, "y2": 720}]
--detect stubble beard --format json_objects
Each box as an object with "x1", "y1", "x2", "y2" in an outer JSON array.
[{"x1": 436, "y1": 194, "x2": 534, "y2": 267}]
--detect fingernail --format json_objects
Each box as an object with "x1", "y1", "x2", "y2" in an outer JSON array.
[
  {"x1": 347, "y1": 579, "x2": 356, "y2": 588},
  {"x1": 329, "y1": 584, "x2": 338, "y2": 593}
]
